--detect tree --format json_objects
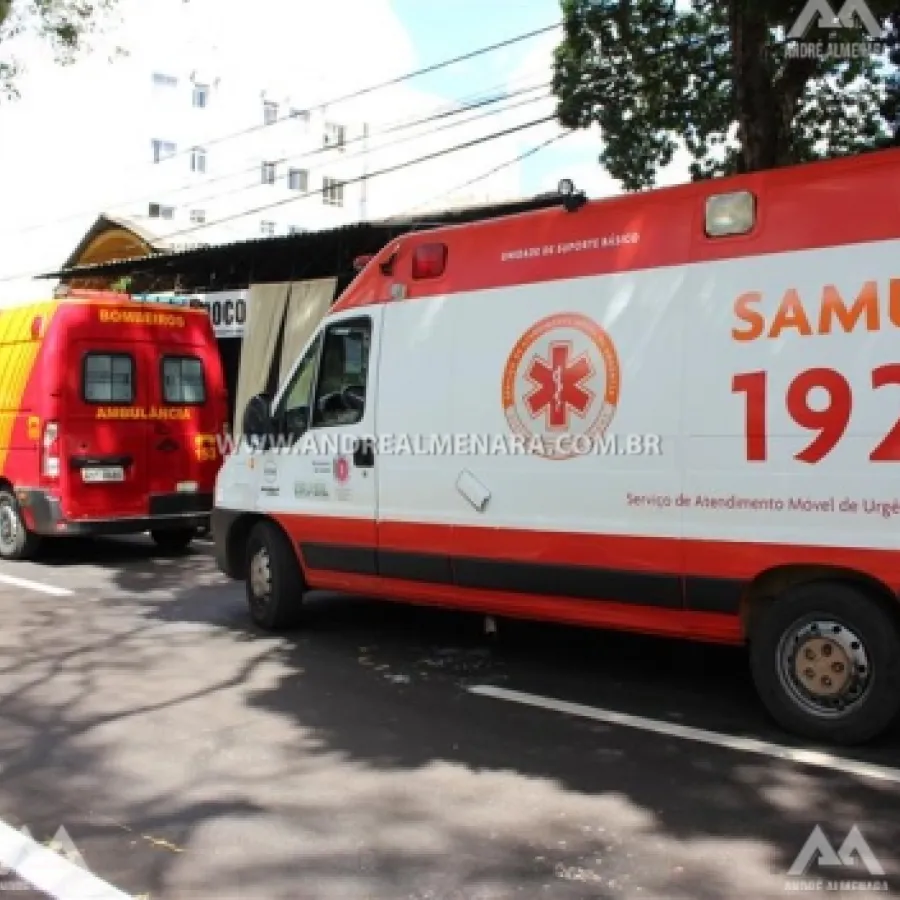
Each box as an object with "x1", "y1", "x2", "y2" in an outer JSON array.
[
  {"x1": 880, "y1": 11, "x2": 900, "y2": 144},
  {"x1": 552, "y1": 0, "x2": 898, "y2": 190},
  {"x1": 1, "y1": 0, "x2": 119, "y2": 100}
]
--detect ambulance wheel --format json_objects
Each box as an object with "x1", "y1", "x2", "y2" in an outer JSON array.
[
  {"x1": 245, "y1": 520, "x2": 306, "y2": 631},
  {"x1": 150, "y1": 527, "x2": 195, "y2": 554},
  {"x1": 0, "y1": 489, "x2": 41, "y2": 561},
  {"x1": 749, "y1": 580, "x2": 900, "y2": 745}
]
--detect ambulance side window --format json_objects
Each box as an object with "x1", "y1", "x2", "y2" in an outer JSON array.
[
  {"x1": 274, "y1": 332, "x2": 323, "y2": 440},
  {"x1": 82, "y1": 353, "x2": 134, "y2": 404},
  {"x1": 161, "y1": 356, "x2": 206, "y2": 404},
  {"x1": 311, "y1": 317, "x2": 371, "y2": 429}
]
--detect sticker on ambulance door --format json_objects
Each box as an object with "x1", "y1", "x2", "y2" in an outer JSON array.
[{"x1": 502, "y1": 312, "x2": 621, "y2": 460}]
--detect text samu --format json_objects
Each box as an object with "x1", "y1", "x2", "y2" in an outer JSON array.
[{"x1": 732, "y1": 279, "x2": 900, "y2": 341}]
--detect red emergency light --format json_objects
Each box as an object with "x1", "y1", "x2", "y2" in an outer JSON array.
[
  {"x1": 353, "y1": 254, "x2": 374, "y2": 272},
  {"x1": 411, "y1": 243, "x2": 447, "y2": 280}
]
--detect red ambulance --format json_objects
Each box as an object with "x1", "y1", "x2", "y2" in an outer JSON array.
[
  {"x1": 0, "y1": 289, "x2": 227, "y2": 559},
  {"x1": 212, "y1": 147, "x2": 900, "y2": 746}
]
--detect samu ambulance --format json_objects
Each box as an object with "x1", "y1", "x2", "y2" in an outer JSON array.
[
  {"x1": 213, "y1": 146, "x2": 900, "y2": 746},
  {"x1": 0, "y1": 289, "x2": 227, "y2": 560}
]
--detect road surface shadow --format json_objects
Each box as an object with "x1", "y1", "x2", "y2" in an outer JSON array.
[
  {"x1": 0, "y1": 545, "x2": 897, "y2": 898},
  {"x1": 111, "y1": 573, "x2": 900, "y2": 897},
  {"x1": 27, "y1": 534, "x2": 207, "y2": 570}
]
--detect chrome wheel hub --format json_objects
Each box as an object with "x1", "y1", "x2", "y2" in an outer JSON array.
[
  {"x1": 778, "y1": 618, "x2": 870, "y2": 718},
  {"x1": 0, "y1": 503, "x2": 17, "y2": 550},
  {"x1": 249, "y1": 546, "x2": 271, "y2": 602}
]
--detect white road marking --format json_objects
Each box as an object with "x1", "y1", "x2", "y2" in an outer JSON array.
[
  {"x1": 0, "y1": 571, "x2": 73, "y2": 596},
  {"x1": 0, "y1": 819, "x2": 133, "y2": 899},
  {"x1": 468, "y1": 684, "x2": 900, "y2": 785}
]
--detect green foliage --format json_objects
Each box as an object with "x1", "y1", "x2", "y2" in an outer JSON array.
[
  {"x1": 880, "y1": 12, "x2": 900, "y2": 143},
  {"x1": 552, "y1": 0, "x2": 898, "y2": 189},
  {"x1": 1, "y1": 0, "x2": 120, "y2": 100}
]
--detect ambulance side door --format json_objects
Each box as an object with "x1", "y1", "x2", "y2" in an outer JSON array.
[{"x1": 261, "y1": 308, "x2": 382, "y2": 581}]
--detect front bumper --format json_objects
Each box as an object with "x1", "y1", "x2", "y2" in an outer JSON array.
[
  {"x1": 17, "y1": 489, "x2": 212, "y2": 537},
  {"x1": 211, "y1": 506, "x2": 241, "y2": 577}
]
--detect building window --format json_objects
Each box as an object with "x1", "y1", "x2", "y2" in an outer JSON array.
[
  {"x1": 192, "y1": 83, "x2": 209, "y2": 108},
  {"x1": 322, "y1": 177, "x2": 344, "y2": 206},
  {"x1": 149, "y1": 203, "x2": 175, "y2": 219},
  {"x1": 288, "y1": 226, "x2": 307, "y2": 235},
  {"x1": 290, "y1": 108, "x2": 310, "y2": 128},
  {"x1": 190, "y1": 147, "x2": 207, "y2": 173},
  {"x1": 263, "y1": 101, "x2": 278, "y2": 125},
  {"x1": 152, "y1": 73, "x2": 177, "y2": 88},
  {"x1": 260, "y1": 220, "x2": 276, "y2": 236},
  {"x1": 261, "y1": 161, "x2": 276, "y2": 185},
  {"x1": 151, "y1": 139, "x2": 177, "y2": 162},
  {"x1": 189, "y1": 209, "x2": 206, "y2": 224},
  {"x1": 323, "y1": 122, "x2": 346, "y2": 150},
  {"x1": 288, "y1": 168, "x2": 308, "y2": 191}
]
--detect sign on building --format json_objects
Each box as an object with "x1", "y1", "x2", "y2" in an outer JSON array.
[
  {"x1": 196, "y1": 290, "x2": 249, "y2": 338},
  {"x1": 133, "y1": 289, "x2": 250, "y2": 338}
]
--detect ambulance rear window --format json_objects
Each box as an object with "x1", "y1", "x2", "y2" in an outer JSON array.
[
  {"x1": 82, "y1": 353, "x2": 134, "y2": 404},
  {"x1": 162, "y1": 356, "x2": 206, "y2": 404}
]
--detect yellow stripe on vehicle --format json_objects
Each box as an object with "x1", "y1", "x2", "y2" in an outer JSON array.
[{"x1": 0, "y1": 302, "x2": 59, "y2": 476}]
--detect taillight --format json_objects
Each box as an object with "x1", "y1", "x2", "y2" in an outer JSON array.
[
  {"x1": 42, "y1": 421, "x2": 59, "y2": 478},
  {"x1": 411, "y1": 243, "x2": 447, "y2": 279}
]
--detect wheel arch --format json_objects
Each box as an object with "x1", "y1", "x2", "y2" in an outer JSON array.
[
  {"x1": 223, "y1": 512, "x2": 301, "y2": 580},
  {"x1": 740, "y1": 563, "x2": 900, "y2": 640}
]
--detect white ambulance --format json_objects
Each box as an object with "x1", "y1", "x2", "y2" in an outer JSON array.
[{"x1": 213, "y1": 147, "x2": 900, "y2": 746}]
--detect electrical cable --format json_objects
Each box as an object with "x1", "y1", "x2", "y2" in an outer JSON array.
[
  {"x1": 8, "y1": 20, "x2": 750, "y2": 238},
  {"x1": 155, "y1": 86, "x2": 553, "y2": 223},
  {"x1": 399, "y1": 130, "x2": 574, "y2": 216},
  {"x1": 156, "y1": 114, "x2": 560, "y2": 241},
  {"x1": 0, "y1": 112, "x2": 562, "y2": 283},
  {"x1": 133, "y1": 22, "x2": 561, "y2": 167},
  {"x1": 3, "y1": 74, "x2": 551, "y2": 237}
]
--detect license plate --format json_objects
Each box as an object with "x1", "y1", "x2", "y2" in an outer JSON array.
[
  {"x1": 82, "y1": 466, "x2": 124, "y2": 483},
  {"x1": 177, "y1": 481, "x2": 198, "y2": 493}
]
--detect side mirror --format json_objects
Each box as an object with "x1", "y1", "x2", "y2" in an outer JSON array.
[{"x1": 242, "y1": 392, "x2": 273, "y2": 443}]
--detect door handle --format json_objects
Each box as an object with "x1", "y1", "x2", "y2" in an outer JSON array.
[{"x1": 352, "y1": 438, "x2": 374, "y2": 468}]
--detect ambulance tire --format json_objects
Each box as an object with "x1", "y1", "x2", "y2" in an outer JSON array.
[
  {"x1": 749, "y1": 580, "x2": 900, "y2": 746},
  {"x1": 245, "y1": 520, "x2": 306, "y2": 631},
  {"x1": 0, "y1": 489, "x2": 41, "y2": 561}
]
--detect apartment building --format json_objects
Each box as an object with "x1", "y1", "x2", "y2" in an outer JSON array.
[
  {"x1": 120, "y1": 67, "x2": 372, "y2": 246},
  {"x1": 0, "y1": 0, "x2": 524, "y2": 304}
]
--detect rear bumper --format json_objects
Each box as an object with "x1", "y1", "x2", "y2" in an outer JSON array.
[{"x1": 17, "y1": 489, "x2": 213, "y2": 537}]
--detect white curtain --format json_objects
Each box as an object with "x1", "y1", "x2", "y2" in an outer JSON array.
[
  {"x1": 278, "y1": 277, "x2": 337, "y2": 384},
  {"x1": 233, "y1": 281, "x2": 290, "y2": 434}
]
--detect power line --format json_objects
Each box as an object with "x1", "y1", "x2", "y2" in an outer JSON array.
[
  {"x1": 0, "y1": 114, "x2": 564, "y2": 285},
  {"x1": 400, "y1": 130, "x2": 573, "y2": 215},
  {"x1": 151, "y1": 87, "x2": 553, "y2": 225},
  {"x1": 5, "y1": 79, "x2": 549, "y2": 238},
  {"x1": 156, "y1": 114, "x2": 560, "y2": 242},
  {"x1": 24, "y1": 17, "x2": 742, "y2": 241},
  {"x1": 23, "y1": 16, "x2": 744, "y2": 244},
  {"x1": 126, "y1": 85, "x2": 550, "y2": 218},
  {"x1": 140, "y1": 22, "x2": 561, "y2": 169}
]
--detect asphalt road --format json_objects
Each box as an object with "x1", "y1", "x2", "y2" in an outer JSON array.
[{"x1": 0, "y1": 535, "x2": 898, "y2": 899}]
